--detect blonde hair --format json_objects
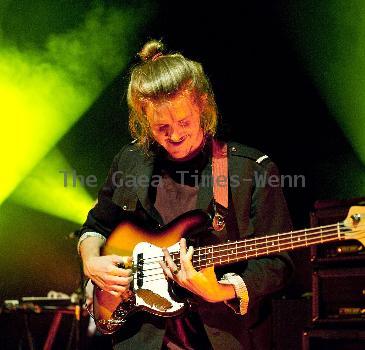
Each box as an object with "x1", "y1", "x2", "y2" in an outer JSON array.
[{"x1": 127, "y1": 40, "x2": 218, "y2": 151}]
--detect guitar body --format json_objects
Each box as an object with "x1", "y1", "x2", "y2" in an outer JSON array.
[
  {"x1": 91, "y1": 206, "x2": 365, "y2": 335},
  {"x1": 92, "y1": 210, "x2": 212, "y2": 334}
]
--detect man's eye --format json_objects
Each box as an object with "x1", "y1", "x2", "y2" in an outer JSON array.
[
  {"x1": 179, "y1": 120, "x2": 189, "y2": 127},
  {"x1": 158, "y1": 125, "x2": 168, "y2": 132}
]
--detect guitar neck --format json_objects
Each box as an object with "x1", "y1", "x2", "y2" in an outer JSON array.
[{"x1": 183, "y1": 222, "x2": 350, "y2": 270}]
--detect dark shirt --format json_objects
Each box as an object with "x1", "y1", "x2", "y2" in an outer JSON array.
[
  {"x1": 153, "y1": 145, "x2": 213, "y2": 349},
  {"x1": 80, "y1": 139, "x2": 294, "y2": 350},
  {"x1": 153, "y1": 141, "x2": 209, "y2": 224}
]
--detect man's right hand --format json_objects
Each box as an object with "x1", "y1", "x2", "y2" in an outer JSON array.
[
  {"x1": 83, "y1": 255, "x2": 133, "y2": 296},
  {"x1": 79, "y1": 235, "x2": 133, "y2": 296}
]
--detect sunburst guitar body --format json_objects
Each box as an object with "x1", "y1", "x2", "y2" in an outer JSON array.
[{"x1": 90, "y1": 207, "x2": 365, "y2": 335}]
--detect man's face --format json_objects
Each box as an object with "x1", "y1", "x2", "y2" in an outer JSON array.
[{"x1": 145, "y1": 92, "x2": 204, "y2": 160}]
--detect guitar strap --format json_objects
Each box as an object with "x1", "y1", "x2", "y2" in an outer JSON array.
[{"x1": 211, "y1": 138, "x2": 229, "y2": 231}]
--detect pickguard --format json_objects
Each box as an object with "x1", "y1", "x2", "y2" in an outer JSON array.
[{"x1": 132, "y1": 242, "x2": 185, "y2": 315}]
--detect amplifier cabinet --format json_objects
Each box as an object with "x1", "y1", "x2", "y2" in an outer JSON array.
[
  {"x1": 310, "y1": 198, "x2": 365, "y2": 266},
  {"x1": 302, "y1": 328, "x2": 365, "y2": 350},
  {"x1": 312, "y1": 267, "x2": 365, "y2": 324},
  {"x1": 310, "y1": 239, "x2": 365, "y2": 266}
]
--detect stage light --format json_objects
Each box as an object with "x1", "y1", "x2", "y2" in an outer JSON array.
[
  {"x1": 0, "y1": 53, "x2": 90, "y2": 206},
  {"x1": 0, "y1": 5, "x2": 147, "y2": 205},
  {"x1": 9, "y1": 148, "x2": 95, "y2": 224},
  {"x1": 280, "y1": 1, "x2": 365, "y2": 166}
]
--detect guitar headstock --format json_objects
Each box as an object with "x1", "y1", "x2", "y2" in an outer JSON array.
[{"x1": 343, "y1": 206, "x2": 365, "y2": 246}]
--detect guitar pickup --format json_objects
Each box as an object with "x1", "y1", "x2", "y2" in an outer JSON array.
[{"x1": 136, "y1": 253, "x2": 144, "y2": 288}]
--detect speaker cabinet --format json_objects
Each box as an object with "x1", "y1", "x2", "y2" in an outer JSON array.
[
  {"x1": 310, "y1": 198, "x2": 365, "y2": 266},
  {"x1": 312, "y1": 267, "x2": 365, "y2": 324},
  {"x1": 302, "y1": 328, "x2": 365, "y2": 350},
  {"x1": 309, "y1": 198, "x2": 365, "y2": 325}
]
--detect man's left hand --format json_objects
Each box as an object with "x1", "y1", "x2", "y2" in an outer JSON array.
[{"x1": 159, "y1": 238, "x2": 236, "y2": 303}]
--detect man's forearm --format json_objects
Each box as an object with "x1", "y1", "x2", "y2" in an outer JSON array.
[{"x1": 79, "y1": 236, "x2": 105, "y2": 261}]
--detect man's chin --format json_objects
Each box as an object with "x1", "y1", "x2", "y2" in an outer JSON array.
[
  {"x1": 169, "y1": 152, "x2": 187, "y2": 159},
  {"x1": 166, "y1": 148, "x2": 189, "y2": 160}
]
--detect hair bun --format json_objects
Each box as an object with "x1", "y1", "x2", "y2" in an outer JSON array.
[{"x1": 138, "y1": 40, "x2": 165, "y2": 61}]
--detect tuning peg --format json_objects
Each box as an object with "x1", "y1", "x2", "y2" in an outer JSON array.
[{"x1": 351, "y1": 213, "x2": 361, "y2": 222}]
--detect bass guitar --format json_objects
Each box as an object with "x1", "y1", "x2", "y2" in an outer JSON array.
[{"x1": 91, "y1": 206, "x2": 365, "y2": 334}]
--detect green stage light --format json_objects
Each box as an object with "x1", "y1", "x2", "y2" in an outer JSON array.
[
  {"x1": 0, "y1": 5, "x2": 147, "y2": 205},
  {"x1": 9, "y1": 148, "x2": 95, "y2": 224},
  {"x1": 279, "y1": 0, "x2": 365, "y2": 165},
  {"x1": 0, "y1": 51, "x2": 90, "y2": 206}
]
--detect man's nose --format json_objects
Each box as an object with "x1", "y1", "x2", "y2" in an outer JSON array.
[{"x1": 168, "y1": 126, "x2": 183, "y2": 141}]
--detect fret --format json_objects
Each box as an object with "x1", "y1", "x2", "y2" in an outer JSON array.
[
  {"x1": 204, "y1": 247, "x2": 208, "y2": 268},
  {"x1": 278, "y1": 234, "x2": 287, "y2": 250},
  {"x1": 206, "y1": 247, "x2": 209, "y2": 267},
  {"x1": 205, "y1": 246, "x2": 211, "y2": 266},
  {"x1": 203, "y1": 247, "x2": 206, "y2": 267},
  {"x1": 226, "y1": 245, "x2": 228, "y2": 263},
  {"x1": 236, "y1": 241, "x2": 238, "y2": 262},
  {"x1": 266, "y1": 236, "x2": 269, "y2": 255},
  {"x1": 304, "y1": 229, "x2": 308, "y2": 247},
  {"x1": 255, "y1": 237, "x2": 258, "y2": 257},
  {"x1": 277, "y1": 234, "x2": 281, "y2": 252},
  {"x1": 296, "y1": 234, "x2": 301, "y2": 247},
  {"x1": 195, "y1": 248, "x2": 199, "y2": 269},
  {"x1": 228, "y1": 242, "x2": 233, "y2": 262},
  {"x1": 320, "y1": 227, "x2": 323, "y2": 243},
  {"x1": 337, "y1": 222, "x2": 340, "y2": 240},
  {"x1": 290, "y1": 231, "x2": 293, "y2": 250},
  {"x1": 195, "y1": 252, "x2": 200, "y2": 267}
]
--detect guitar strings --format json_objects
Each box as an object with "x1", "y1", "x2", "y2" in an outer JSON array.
[
  {"x1": 138, "y1": 226, "x2": 365, "y2": 284},
  {"x1": 140, "y1": 233, "x2": 360, "y2": 284},
  {"x1": 140, "y1": 226, "x2": 363, "y2": 275},
  {"x1": 139, "y1": 222, "x2": 364, "y2": 266},
  {"x1": 140, "y1": 230, "x2": 342, "y2": 275},
  {"x1": 139, "y1": 221, "x2": 351, "y2": 264}
]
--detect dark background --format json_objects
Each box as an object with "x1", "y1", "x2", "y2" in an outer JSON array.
[
  {"x1": 1, "y1": 0, "x2": 364, "y2": 347},
  {"x1": 1, "y1": 0, "x2": 362, "y2": 305},
  {"x1": 64, "y1": 0, "x2": 363, "y2": 295}
]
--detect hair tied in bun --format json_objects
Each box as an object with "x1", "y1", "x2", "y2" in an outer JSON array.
[{"x1": 151, "y1": 52, "x2": 163, "y2": 61}]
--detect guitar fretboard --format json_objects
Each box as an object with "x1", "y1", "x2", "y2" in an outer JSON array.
[{"x1": 172, "y1": 222, "x2": 350, "y2": 270}]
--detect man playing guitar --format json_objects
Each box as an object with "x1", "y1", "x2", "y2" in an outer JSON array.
[{"x1": 78, "y1": 39, "x2": 294, "y2": 350}]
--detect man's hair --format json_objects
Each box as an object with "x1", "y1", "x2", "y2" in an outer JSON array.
[{"x1": 127, "y1": 39, "x2": 218, "y2": 151}]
